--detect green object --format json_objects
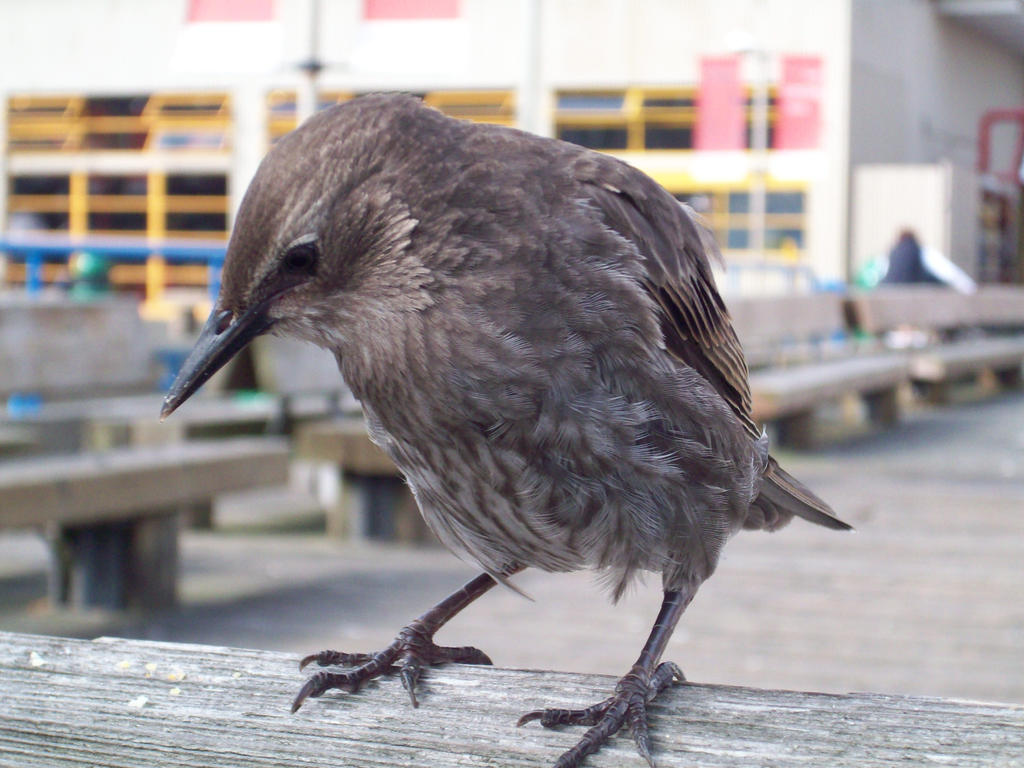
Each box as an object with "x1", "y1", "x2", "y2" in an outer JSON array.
[
  {"x1": 69, "y1": 251, "x2": 111, "y2": 299},
  {"x1": 231, "y1": 390, "x2": 275, "y2": 409},
  {"x1": 854, "y1": 255, "x2": 887, "y2": 289}
]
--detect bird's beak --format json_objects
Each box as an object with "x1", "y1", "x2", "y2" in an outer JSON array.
[{"x1": 160, "y1": 302, "x2": 275, "y2": 421}]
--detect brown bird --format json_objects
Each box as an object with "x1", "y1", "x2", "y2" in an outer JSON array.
[{"x1": 162, "y1": 93, "x2": 849, "y2": 768}]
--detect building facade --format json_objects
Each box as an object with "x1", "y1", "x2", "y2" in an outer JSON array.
[{"x1": 1, "y1": 0, "x2": 1022, "y2": 294}]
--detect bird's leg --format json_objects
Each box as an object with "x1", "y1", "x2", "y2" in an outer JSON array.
[
  {"x1": 292, "y1": 570, "x2": 512, "y2": 712},
  {"x1": 519, "y1": 588, "x2": 692, "y2": 768}
]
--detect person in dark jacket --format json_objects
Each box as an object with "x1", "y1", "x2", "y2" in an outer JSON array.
[{"x1": 881, "y1": 230, "x2": 943, "y2": 285}]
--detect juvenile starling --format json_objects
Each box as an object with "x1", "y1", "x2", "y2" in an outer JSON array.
[{"x1": 162, "y1": 93, "x2": 850, "y2": 768}]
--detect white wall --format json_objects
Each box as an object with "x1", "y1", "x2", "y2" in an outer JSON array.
[
  {"x1": 851, "y1": 0, "x2": 1024, "y2": 169},
  {"x1": 849, "y1": 0, "x2": 1024, "y2": 275}
]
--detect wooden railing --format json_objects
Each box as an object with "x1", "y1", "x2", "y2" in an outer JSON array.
[{"x1": 1, "y1": 631, "x2": 1020, "y2": 767}]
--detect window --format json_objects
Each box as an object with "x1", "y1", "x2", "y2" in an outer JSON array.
[
  {"x1": 8, "y1": 175, "x2": 71, "y2": 232},
  {"x1": 672, "y1": 188, "x2": 807, "y2": 258},
  {"x1": 554, "y1": 86, "x2": 783, "y2": 152},
  {"x1": 728, "y1": 192, "x2": 750, "y2": 213},
  {"x1": 555, "y1": 88, "x2": 698, "y2": 151},
  {"x1": 266, "y1": 90, "x2": 516, "y2": 145},
  {"x1": 167, "y1": 174, "x2": 227, "y2": 196},
  {"x1": 164, "y1": 174, "x2": 230, "y2": 239},
  {"x1": 424, "y1": 90, "x2": 516, "y2": 125},
  {"x1": 11, "y1": 175, "x2": 69, "y2": 195},
  {"x1": 88, "y1": 212, "x2": 147, "y2": 233},
  {"x1": 555, "y1": 90, "x2": 632, "y2": 150},
  {"x1": 7, "y1": 93, "x2": 231, "y2": 152},
  {"x1": 558, "y1": 126, "x2": 629, "y2": 150},
  {"x1": 88, "y1": 175, "x2": 147, "y2": 196},
  {"x1": 766, "y1": 191, "x2": 804, "y2": 214},
  {"x1": 644, "y1": 125, "x2": 692, "y2": 149}
]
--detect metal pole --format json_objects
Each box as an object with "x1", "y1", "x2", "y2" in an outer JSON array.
[
  {"x1": 750, "y1": 49, "x2": 769, "y2": 263},
  {"x1": 26, "y1": 250, "x2": 43, "y2": 295},
  {"x1": 517, "y1": 0, "x2": 543, "y2": 136},
  {"x1": 297, "y1": 0, "x2": 322, "y2": 126}
]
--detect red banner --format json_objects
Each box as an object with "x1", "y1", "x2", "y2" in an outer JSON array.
[
  {"x1": 695, "y1": 56, "x2": 745, "y2": 151},
  {"x1": 775, "y1": 55, "x2": 823, "y2": 149},
  {"x1": 364, "y1": 0, "x2": 459, "y2": 19},
  {"x1": 187, "y1": 0, "x2": 274, "y2": 22}
]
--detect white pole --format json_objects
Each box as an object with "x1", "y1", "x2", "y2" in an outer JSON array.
[
  {"x1": 296, "y1": 0, "x2": 322, "y2": 126},
  {"x1": 751, "y1": 49, "x2": 769, "y2": 263},
  {"x1": 517, "y1": 0, "x2": 543, "y2": 136}
]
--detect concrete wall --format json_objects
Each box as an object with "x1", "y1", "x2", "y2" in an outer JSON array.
[
  {"x1": 849, "y1": 0, "x2": 1024, "y2": 275},
  {"x1": 851, "y1": 0, "x2": 1024, "y2": 169}
]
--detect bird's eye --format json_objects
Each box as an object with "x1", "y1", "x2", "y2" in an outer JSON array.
[{"x1": 282, "y1": 244, "x2": 318, "y2": 274}]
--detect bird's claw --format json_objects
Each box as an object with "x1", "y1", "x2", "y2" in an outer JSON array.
[
  {"x1": 299, "y1": 650, "x2": 372, "y2": 670},
  {"x1": 291, "y1": 622, "x2": 493, "y2": 712},
  {"x1": 518, "y1": 661, "x2": 684, "y2": 768}
]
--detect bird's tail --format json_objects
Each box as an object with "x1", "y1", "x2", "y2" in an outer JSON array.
[{"x1": 752, "y1": 457, "x2": 852, "y2": 531}]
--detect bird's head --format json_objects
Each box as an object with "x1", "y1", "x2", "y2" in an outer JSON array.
[{"x1": 160, "y1": 94, "x2": 436, "y2": 420}]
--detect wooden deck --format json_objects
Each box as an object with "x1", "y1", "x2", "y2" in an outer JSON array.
[{"x1": 1, "y1": 631, "x2": 1021, "y2": 767}]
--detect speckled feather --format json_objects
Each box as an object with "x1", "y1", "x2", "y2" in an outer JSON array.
[{"x1": 219, "y1": 94, "x2": 847, "y2": 599}]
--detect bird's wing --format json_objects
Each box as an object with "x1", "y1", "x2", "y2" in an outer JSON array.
[{"x1": 573, "y1": 154, "x2": 759, "y2": 439}]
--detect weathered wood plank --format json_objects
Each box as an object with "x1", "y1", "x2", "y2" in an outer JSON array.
[
  {"x1": 910, "y1": 337, "x2": 1024, "y2": 381},
  {"x1": 295, "y1": 416, "x2": 396, "y2": 475},
  {"x1": 749, "y1": 354, "x2": 908, "y2": 420},
  {"x1": 0, "y1": 631, "x2": 1020, "y2": 768},
  {"x1": 846, "y1": 287, "x2": 975, "y2": 334},
  {"x1": 730, "y1": 292, "x2": 847, "y2": 352},
  {"x1": 972, "y1": 286, "x2": 1024, "y2": 327},
  {"x1": 0, "y1": 438, "x2": 290, "y2": 528},
  {"x1": 294, "y1": 418, "x2": 430, "y2": 542},
  {"x1": 2, "y1": 392, "x2": 339, "y2": 453}
]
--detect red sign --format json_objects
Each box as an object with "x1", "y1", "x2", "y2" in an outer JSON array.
[
  {"x1": 776, "y1": 56, "x2": 823, "y2": 149},
  {"x1": 695, "y1": 56, "x2": 745, "y2": 151},
  {"x1": 187, "y1": 0, "x2": 274, "y2": 22},
  {"x1": 364, "y1": 0, "x2": 459, "y2": 19}
]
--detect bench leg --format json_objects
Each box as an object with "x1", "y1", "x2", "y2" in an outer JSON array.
[
  {"x1": 48, "y1": 512, "x2": 179, "y2": 611},
  {"x1": 182, "y1": 501, "x2": 214, "y2": 529},
  {"x1": 327, "y1": 471, "x2": 417, "y2": 541},
  {"x1": 864, "y1": 387, "x2": 900, "y2": 427},
  {"x1": 915, "y1": 379, "x2": 950, "y2": 405},
  {"x1": 774, "y1": 411, "x2": 815, "y2": 450},
  {"x1": 126, "y1": 513, "x2": 179, "y2": 610},
  {"x1": 50, "y1": 522, "x2": 131, "y2": 610},
  {"x1": 994, "y1": 365, "x2": 1023, "y2": 390}
]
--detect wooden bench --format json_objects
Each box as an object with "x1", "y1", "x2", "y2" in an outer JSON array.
[
  {"x1": 294, "y1": 416, "x2": 427, "y2": 543},
  {"x1": 4, "y1": 391, "x2": 333, "y2": 453},
  {"x1": 254, "y1": 337, "x2": 427, "y2": 542},
  {"x1": 729, "y1": 293, "x2": 910, "y2": 447},
  {"x1": 1, "y1": 631, "x2": 1020, "y2": 767},
  {"x1": 0, "y1": 438, "x2": 289, "y2": 610},
  {"x1": 249, "y1": 335, "x2": 358, "y2": 430},
  {"x1": 0, "y1": 296, "x2": 344, "y2": 448},
  {"x1": 0, "y1": 294, "x2": 157, "y2": 403},
  {"x1": 846, "y1": 286, "x2": 1024, "y2": 403}
]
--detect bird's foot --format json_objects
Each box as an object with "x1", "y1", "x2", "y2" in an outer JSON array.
[
  {"x1": 518, "y1": 661, "x2": 684, "y2": 768},
  {"x1": 291, "y1": 621, "x2": 492, "y2": 711}
]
